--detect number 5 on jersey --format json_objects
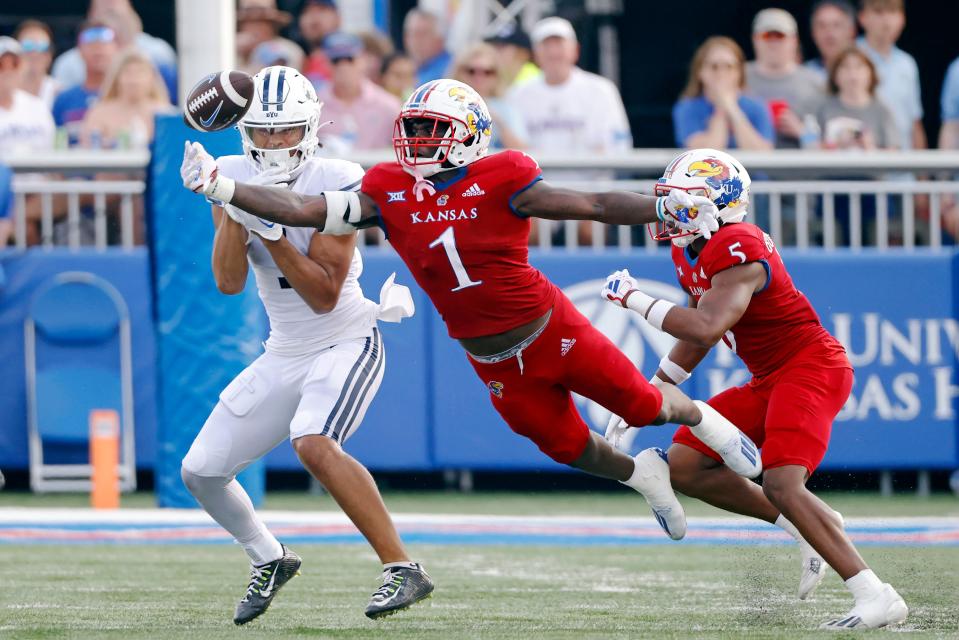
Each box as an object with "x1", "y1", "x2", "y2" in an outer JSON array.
[{"x1": 429, "y1": 226, "x2": 482, "y2": 292}]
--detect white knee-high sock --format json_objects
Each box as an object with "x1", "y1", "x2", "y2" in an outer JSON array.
[{"x1": 182, "y1": 469, "x2": 283, "y2": 565}]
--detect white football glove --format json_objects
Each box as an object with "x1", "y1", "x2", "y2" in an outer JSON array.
[
  {"x1": 223, "y1": 168, "x2": 291, "y2": 242},
  {"x1": 180, "y1": 141, "x2": 218, "y2": 195},
  {"x1": 605, "y1": 413, "x2": 632, "y2": 452},
  {"x1": 661, "y1": 189, "x2": 721, "y2": 240},
  {"x1": 601, "y1": 268, "x2": 637, "y2": 307}
]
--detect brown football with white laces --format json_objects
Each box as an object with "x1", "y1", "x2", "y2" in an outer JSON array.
[{"x1": 183, "y1": 70, "x2": 254, "y2": 132}]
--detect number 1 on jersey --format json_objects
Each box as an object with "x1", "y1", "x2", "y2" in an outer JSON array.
[{"x1": 429, "y1": 226, "x2": 482, "y2": 292}]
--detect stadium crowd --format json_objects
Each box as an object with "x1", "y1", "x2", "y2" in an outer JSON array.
[{"x1": 1, "y1": 0, "x2": 957, "y2": 246}]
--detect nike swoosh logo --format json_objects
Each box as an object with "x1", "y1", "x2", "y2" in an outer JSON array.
[
  {"x1": 199, "y1": 101, "x2": 224, "y2": 128},
  {"x1": 256, "y1": 217, "x2": 275, "y2": 228}
]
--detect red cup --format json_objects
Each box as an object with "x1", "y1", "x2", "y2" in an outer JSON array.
[{"x1": 768, "y1": 99, "x2": 790, "y2": 124}]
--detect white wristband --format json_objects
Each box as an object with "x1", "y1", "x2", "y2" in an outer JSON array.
[
  {"x1": 208, "y1": 175, "x2": 235, "y2": 204},
  {"x1": 657, "y1": 355, "x2": 691, "y2": 385},
  {"x1": 624, "y1": 290, "x2": 676, "y2": 331},
  {"x1": 321, "y1": 191, "x2": 362, "y2": 235}
]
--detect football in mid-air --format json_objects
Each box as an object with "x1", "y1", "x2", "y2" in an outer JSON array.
[{"x1": 183, "y1": 70, "x2": 254, "y2": 132}]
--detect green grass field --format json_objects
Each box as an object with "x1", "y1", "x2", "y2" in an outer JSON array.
[
  {"x1": 2, "y1": 491, "x2": 958, "y2": 639},
  {"x1": 2, "y1": 544, "x2": 956, "y2": 639},
  {"x1": 3, "y1": 489, "x2": 957, "y2": 518}
]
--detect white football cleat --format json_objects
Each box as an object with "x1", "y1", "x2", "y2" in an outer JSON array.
[
  {"x1": 629, "y1": 448, "x2": 686, "y2": 541},
  {"x1": 689, "y1": 401, "x2": 762, "y2": 479},
  {"x1": 820, "y1": 584, "x2": 908, "y2": 630},
  {"x1": 798, "y1": 511, "x2": 844, "y2": 600}
]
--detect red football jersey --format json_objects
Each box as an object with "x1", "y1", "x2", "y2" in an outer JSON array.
[
  {"x1": 670, "y1": 223, "x2": 845, "y2": 378},
  {"x1": 362, "y1": 150, "x2": 557, "y2": 339}
]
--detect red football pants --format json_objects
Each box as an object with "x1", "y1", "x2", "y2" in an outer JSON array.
[
  {"x1": 673, "y1": 341, "x2": 853, "y2": 475},
  {"x1": 468, "y1": 291, "x2": 663, "y2": 464}
]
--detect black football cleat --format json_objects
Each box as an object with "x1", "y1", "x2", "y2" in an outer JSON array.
[
  {"x1": 233, "y1": 545, "x2": 302, "y2": 625},
  {"x1": 364, "y1": 563, "x2": 434, "y2": 619}
]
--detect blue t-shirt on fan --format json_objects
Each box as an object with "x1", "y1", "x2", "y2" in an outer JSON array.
[
  {"x1": 52, "y1": 85, "x2": 99, "y2": 146},
  {"x1": 672, "y1": 95, "x2": 774, "y2": 148}
]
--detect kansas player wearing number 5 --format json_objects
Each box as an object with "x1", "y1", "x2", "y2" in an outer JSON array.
[
  {"x1": 182, "y1": 78, "x2": 762, "y2": 545},
  {"x1": 602, "y1": 148, "x2": 908, "y2": 631},
  {"x1": 179, "y1": 66, "x2": 432, "y2": 625}
]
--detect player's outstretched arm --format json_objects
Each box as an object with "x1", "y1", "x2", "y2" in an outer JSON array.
[
  {"x1": 511, "y1": 180, "x2": 658, "y2": 225},
  {"x1": 229, "y1": 184, "x2": 380, "y2": 232},
  {"x1": 605, "y1": 264, "x2": 766, "y2": 348},
  {"x1": 180, "y1": 140, "x2": 379, "y2": 232},
  {"x1": 512, "y1": 181, "x2": 721, "y2": 238}
]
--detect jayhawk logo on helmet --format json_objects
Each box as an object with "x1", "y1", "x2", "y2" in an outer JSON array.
[
  {"x1": 448, "y1": 86, "x2": 473, "y2": 102},
  {"x1": 466, "y1": 103, "x2": 492, "y2": 137},
  {"x1": 686, "y1": 157, "x2": 743, "y2": 209}
]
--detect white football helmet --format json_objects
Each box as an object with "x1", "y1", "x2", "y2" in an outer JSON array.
[
  {"x1": 239, "y1": 66, "x2": 325, "y2": 175},
  {"x1": 650, "y1": 148, "x2": 752, "y2": 247},
  {"x1": 393, "y1": 79, "x2": 493, "y2": 179}
]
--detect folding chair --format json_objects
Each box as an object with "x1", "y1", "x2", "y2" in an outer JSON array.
[{"x1": 25, "y1": 271, "x2": 136, "y2": 492}]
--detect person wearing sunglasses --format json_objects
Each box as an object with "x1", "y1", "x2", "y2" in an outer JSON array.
[
  {"x1": 14, "y1": 20, "x2": 59, "y2": 109},
  {"x1": 452, "y1": 42, "x2": 528, "y2": 150},
  {"x1": 673, "y1": 36, "x2": 773, "y2": 151},
  {"x1": 0, "y1": 36, "x2": 55, "y2": 247},
  {"x1": 52, "y1": 20, "x2": 120, "y2": 147},
  {"x1": 746, "y1": 8, "x2": 825, "y2": 149},
  {"x1": 315, "y1": 32, "x2": 401, "y2": 153}
]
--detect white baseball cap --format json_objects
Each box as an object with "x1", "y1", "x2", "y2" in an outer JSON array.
[
  {"x1": 0, "y1": 36, "x2": 22, "y2": 58},
  {"x1": 531, "y1": 17, "x2": 577, "y2": 45},
  {"x1": 752, "y1": 8, "x2": 798, "y2": 36}
]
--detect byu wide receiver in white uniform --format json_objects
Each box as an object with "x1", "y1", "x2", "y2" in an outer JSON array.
[{"x1": 179, "y1": 66, "x2": 433, "y2": 625}]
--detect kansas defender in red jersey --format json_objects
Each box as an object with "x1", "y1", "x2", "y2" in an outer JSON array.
[
  {"x1": 181, "y1": 79, "x2": 764, "y2": 542},
  {"x1": 602, "y1": 149, "x2": 908, "y2": 631}
]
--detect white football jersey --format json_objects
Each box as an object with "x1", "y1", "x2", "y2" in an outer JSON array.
[{"x1": 215, "y1": 154, "x2": 377, "y2": 355}]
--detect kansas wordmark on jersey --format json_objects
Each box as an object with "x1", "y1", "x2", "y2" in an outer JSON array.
[{"x1": 363, "y1": 150, "x2": 556, "y2": 339}]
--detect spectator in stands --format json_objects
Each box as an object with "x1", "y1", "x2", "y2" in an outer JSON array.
[
  {"x1": 296, "y1": 0, "x2": 339, "y2": 89},
  {"x1": 936, "y1": 57, "x2": 959, "y2": 239},
  {"x1": 484, "y1": 23, "x2": 539, "y2": 89},
  {"x1": 746, "y1": 8, "x2": 825, "y2": 149},
  {"x1": 816, "y1": 47, "x2": 899, "y2": 150},
  {"x1": 805, "y1": 0, "x2": 858, "y2": 82},
  {"x1": 249, "y1": 38, "x2": 305, "y2": 73},
  {"x1": 0, "y1": 37, "x2": 55, "y2": 246},
  {"x1": 236, "y1": 0, "x2": 298, "y2": 76},
  {"x1": 52, "y1": 0, "x2": 176, "y2": 99},
  {"x1": 673, "y1": 36, "x2": 773, "y2": 150},
  {"x1": 0, "y1": 162, "x2": 12, "y2": 247},
  {"x1": 379, "y1": 52, "x2": 416, "y2": 101},
  {"x1": 79, "y1": 49, "x2": 172, "y2": 149},
  {"x1": 452, "y1": 42, "x2": 527, "y2": 150},
  {"x1": 15, "y1": 20, "x2": 59, "y2": 109},
  {"x1": 316, "y1": 32, "x2": 400, "y2": 152},
  {"x1": 403, "y1": 9, "x2": 452, "y2": 85},
  {"x1": 510, "y1": 17, "x2": 631, "y2": 157},
  {"x1": 509, "y1": 17, "x2": 630, "y2": 246},
  {"x1": 856, "y1": 0, "x2": 924, "y2": 149},
  {"x1": 359, "y1": 30, "x2": 395, "y2": 85},
  {"x1": 52, "y1": 20, "x2": 119, "y2": 147}
]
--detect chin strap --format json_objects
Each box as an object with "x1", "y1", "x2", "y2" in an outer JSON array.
[{"x1": 411, "y1": 167, "x2": 436, "y2": 202}]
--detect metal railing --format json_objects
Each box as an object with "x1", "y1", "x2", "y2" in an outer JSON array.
[
  {"x1": 5, "y1": 148, "x2": 958, "y2": 251},
  {"x1": 6, "y1": 150, "x2": 148, "y2": 250},
  {"x1": 549, "y1": 180, "x2": 959, "y2": 251}
]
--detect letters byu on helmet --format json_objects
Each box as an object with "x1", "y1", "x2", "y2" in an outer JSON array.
[{"x1": 239, "y1": 65, "x2": 326, "y2": 174}]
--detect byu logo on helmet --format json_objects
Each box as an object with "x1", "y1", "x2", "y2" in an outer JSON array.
[{"x1": 239, "y1": 65, "x2": 327, "y2": 175}]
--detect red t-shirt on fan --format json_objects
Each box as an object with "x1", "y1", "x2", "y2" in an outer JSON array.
[
  {"x1": 362, "y1": 150, "x2": 557, "y2": 339},
  {"x1": 670, "y1": 222, "x2": 846, "y2": 378}
]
